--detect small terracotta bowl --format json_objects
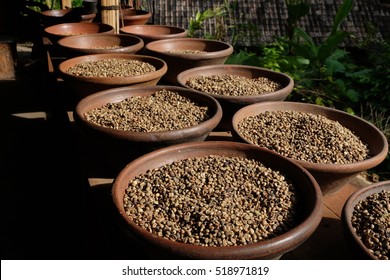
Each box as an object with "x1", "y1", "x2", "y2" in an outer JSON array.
[
  {"x1": 177, "y1": 64, "x2": 294, "y2": 131},
  {"x1": 40, "y1": 8, "x2": 96, "y2": 27},
  {"x1": 231, "y1": 101, "x2": 389, "y2": 195},
  {"x1": 57, "y1": 34, "x2": 144, "y2": 57},
  {"x1": 111, "y1": 141, "x2": 323, "y2": 259},
  {"x1": 145, "y1": 38, "x2": 234, "y2": 85},
  {"x1": 74, "y1": 85, "x2": 222, "y2": 174},
  {"x1": 44, "y1": 22, "x2": 115, "y2": 43},
  {"x1": 120, "y1": 25, "x2": 188, "y2": 45},
  {"x1": 58, "y1": 53, "x2": 167, "y2": 99},
  {"x1": 120, "y1": 8, "x2": 152, "y2": 26},
  {"x1": 342, "y1": 180, "x2": 390, "y2": 259}
]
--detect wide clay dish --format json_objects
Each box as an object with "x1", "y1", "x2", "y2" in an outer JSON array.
[
  {"x1": 40, "y1": 8, "x2": 96, "y2": 27},
  {"x1": 58, "y1": 53, "x2": 167, "y2": 99},
  {"x1": 342, "y1": 180, "x2": 390, "y2": 259},
  {"x1": 112, "y1": 141, "x2": 323, "y2": 259},
  {"x1": 177, "y1": 64, "x2": 294, "y2": 131},
  {"x1": 120, "y1": 8, "x2": 152, "y2": 26},
  {"x1": 44, "y1": 22, "x2": 115, "y2": 43},
  {"x1": 57, "y1": 34, "x2": 144, "y2": 56},
  {"x1": 120, "y1": 25, "x2": 188, "y2": 45},
  {"x1": 74, "y1": 85, "x2": 222, "y2": 174},
  {"x1": 231, "y1": 101, "x2": 389, "y2": 195},
  {"x1": 145, "y1": 38, "x2": 234, "y2": 85}
]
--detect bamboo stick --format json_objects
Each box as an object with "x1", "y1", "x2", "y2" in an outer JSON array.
[
  {"x1": 101, "y1": 0, "x2": 120, "y2": 33},
  {"x1": 61, "y1": 0, "x2": 73, "y2": 9}
]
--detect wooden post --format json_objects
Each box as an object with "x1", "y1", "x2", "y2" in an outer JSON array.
[
  {"x1": 101, "y1": 0, "x2": 120, "y2": 34},
  {"x1": 0, "y1": 36, "x2": 16, "y2": 80},
  {"x1": 62, "y1": 0, "x2": 73, "y2": 9}
]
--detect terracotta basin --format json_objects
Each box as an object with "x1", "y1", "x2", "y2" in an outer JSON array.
[
  {"x1": 120, "y1": 25, "x2": 188, "y2": 45},
  {"x1": 120, "y1": 8, "x2": 152, "y2": 26},
  {"x1": 57, "y1": 34, "x2": 144, "y2": 57},
  {"x1": 40, "y1": 8, "x2": 96, "y2": 27},
  {"x1": 177, "y1": 64, "x2": 294, "y2": 131},
  {"x1": 342, "y1": 180, "x2": 390, "y2": 259},
  {"x1": 44, "y1": 22, "x2": 115, "y2": 43},
  {"x1": 74, "y1": 86, "x2": 222, "y2": 174},
  {"x1": 58, "y1": 53, "x2": 167, "y2": 99},
  {"x1": 111, "y1": 141, "x2": 323, "y2": 259},
  {"x1": 145, "y1": 38, "x2": 234, "y2": 85},
  {"x1": 231, "y1": 101, "x2": 389, "y2": 195}
]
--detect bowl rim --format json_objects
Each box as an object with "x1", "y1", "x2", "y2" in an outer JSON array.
[
  {"x1": 111, "y1": 141, "x2": 323, "y2": 259},
  {"x1": 342, "y1": 180, "x2": 390, "y2": 260},
  {"x1": 119, "y1": 24, "x2": 188, "y2": 38},
  {"x1": 144, "y1": 37, "x2": 234, "y2": 60},
  {"x1": 56, "y1": 33, "x2": 145, "y2": 52},
  {"x1": 231, "y1": 101, "x2": 389, "y2": 172},
  {"x1": 58, "y1": 53, "x2": 168, "y2": 85},
  {"x1": 74, "y1": 85, "x2": 223, "y2": 141},
  {"x1": 176, "y1": 64, "x2": 295, "y2": 102}
]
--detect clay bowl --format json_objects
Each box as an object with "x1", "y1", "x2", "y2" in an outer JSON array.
[
  {"x1": 44, "y1": 22, "x2": 115, "y2": 44},
  {"x1": 342, "y1": 180, "x2": 390, "y2": 259},
  {"x1": 111, "y1": 141, "x2": 323, "y2": 259},
  {"x1": 177, "y1": 64, "x2": 294, "y2": 131},
  {"x1": 58, "y1": 53, "x2": 167, "y2": 100},
  {"x1": 145, "y1": 38, "x2": 234, "y2": 85},
  {"x1": 231, "y1": 101, "x2": 389, "y2": 195},
  {"x1": 120, "y1": 8, "x2": 152, "y2": 26},
  {"x1": 40, "y1": 8, "x2": 96, "y2": 27},
  {"x1": 57, "y1": 34, "x2": 144, "y2": 57},
  {"x1": 74, "y1": 85, "x2": 222, "y2": 174},
  {"x1": 120, "y1": 25, "x2": 188, "y2": 45}
]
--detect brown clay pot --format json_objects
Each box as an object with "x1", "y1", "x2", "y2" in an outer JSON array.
[
  {"x1": 58, "y1": 53, "x2": 167, "y2": 100},
  {"x1": 57, "y1": 34, "x2": 144, "y2": 57},
  {"x1": 145, "y1": 38, "x2": 234, "y2": 85},
  {"x1": 40, "y1": 8, "x2": 96, "y2": 27},
  {"x1": 111, "y1": 141, "x2": 323, "y2": 259},
  {"x1": 177, "y1": 64, "x2": 294, "y2": 131},
  {"x1": 231, "y1": 101, "x2": 389, "y2": 195},
  {"x1": 120, "y1": 25, "x2": 188, "y2": 46},
  {"x1": 74, "y1": 85, "x2": 223, "y2": 174},
  {"x1": 342, "y1": 180, "x2": 390, "y2": 259},
  {"x1": 120, "y1": 8, "x2": 152, "y2": 26},
  {"x1": 44, "y1": 22, "x2": 115, "y2": 44}
]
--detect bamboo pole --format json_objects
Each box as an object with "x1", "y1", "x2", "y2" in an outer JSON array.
[
  {"x1": 101, "y1": 0, "x2": 120, "y2": 33},
  {"x1": 61, "y1": 0, "x2": 73, "y2": 9}
]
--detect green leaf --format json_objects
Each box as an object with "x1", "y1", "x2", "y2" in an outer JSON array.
[
  {"x1": 317, "y1": 31, "x2": 350, "y2": 63},
  {"x1": 332, "y1": 0, "x2": 355, "y2": 34},
  {"x1": 344, "y1": 89, "x2": 360, "y2": 102},
  {"x1": 287, "y1": 2, "x2": 310, "y2": 25},
  {"x1": 325, "y1": 58, "x2": 346, "y2": 76}
]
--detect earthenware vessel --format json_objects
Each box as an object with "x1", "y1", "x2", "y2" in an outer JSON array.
[
  {"x1": 120, "y1": 25, "x2": 188, "y2": 45},
  {"x1": 112, "y1": 141, "x2": 323, "y2": 259},
  {"x1": 177, "y1": 64, "x2": 294, "y2": 131},
  {"x1": 231, "y1": 101, "x2": 389, "y2": 195}
]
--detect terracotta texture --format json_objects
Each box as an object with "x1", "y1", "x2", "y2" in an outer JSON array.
[
  {"x1": 111, "y1": 141, "x2": 323, "y2": 259},
  {"x1": 231, "y1": 101, "x2": 389, "y2": 195},
  {"x1": 74, "y1": 85, "x2": 222, "y2": 174},
  {"x1": 120, "y1": 9, "x2": 152, "y2": 26},
  {"x1": 145, "y1": 38, "x2": 234, "y2": 85},
  {"x1": 342, "y1": 180, "x2": 390, "y2": 259},
  {"x1": 57, "y1": 34, "x2": 144, "y2": 57},
  {"x1": 58, "y1": 53, "x2": 167, "y2": 99},
  {"x1": 44, "y1": 22, "x2": 115, "y2": 43},
  {"x1": 120, "y1": 25, "x2": 188, "y2": 45},
  {"x1": 177, "y1": 64, "x2": 294, "y2": 131}
]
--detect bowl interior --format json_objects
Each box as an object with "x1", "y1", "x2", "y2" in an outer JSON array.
[
  {"x1": 232, "y1": 101, "x2": 388, "y2": 172},
  {"x1": 112, "y1": 141, "x2": 323, "y2": 259},
  {"x1": 342, "y1": 181, "x2": 390, "y2": 259},
  {"x1": 57, "y1": 34, "x2": 144, "y2": 52},
  {"x1": 177, "y1": 64, "x2": 294, "y2": 102},
  {"x1": 58, "y1": 53, "x2": 167, "y2": 84},
  {"x1": 145, "y1": 38, "x2": 233, "y2": 56},
  {"x1": 120, "y1": 25, "x2": 187, "y2": 37},
  {"x1": 45, "y1": 22, "x2": 115, "y2": 37}
]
